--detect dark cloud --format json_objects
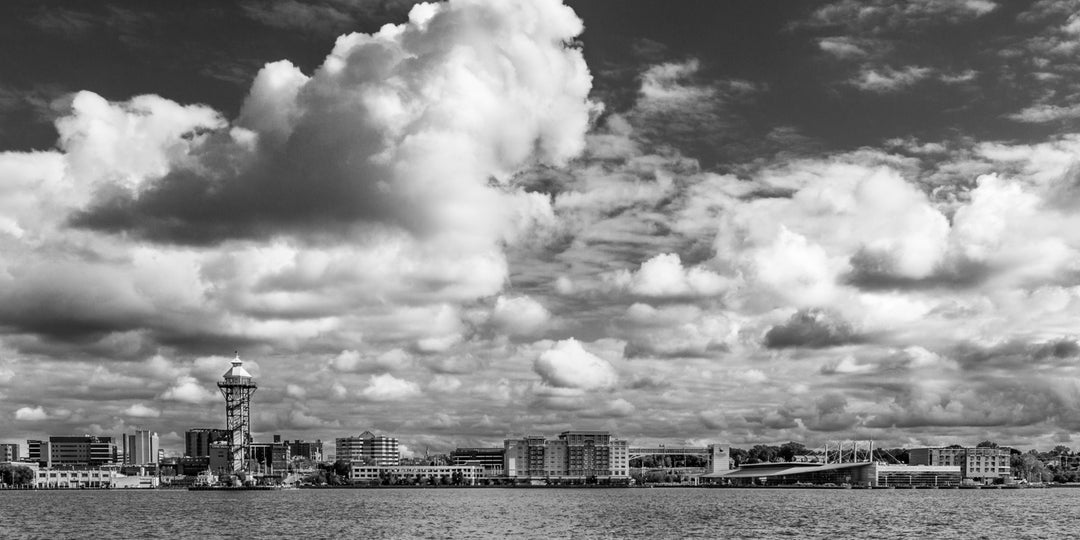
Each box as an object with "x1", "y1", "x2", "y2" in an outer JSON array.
[
  {"x1": 845, "y1": 249, "x2": 992, "y2": 291},
  {"x1": 763, "y1": 308, "x2": 861, "y2": 349}
]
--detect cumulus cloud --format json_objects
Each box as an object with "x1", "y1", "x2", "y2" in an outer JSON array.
[
  {"x1": 603, "y1": 253, "x2": 731, "y2": 298},
  {"x1": 764, "y1": 309, "x2": 861, "y2": 349},
  {"x1": 360, "y1": 373, "x2": 421, "y2": 401},
  {"x1": 160, "y1": 376, "x2": 218, "y2": 404},
  {"x1": 533, "y1": 338, "x2": 618, "y2": 390},
  {"x1": 15, "y1": 406, "x2": 48, "y2": 421},
  {"x1": 489, "y1": 295, "x2": 551, "y2": 337},
  {"x1": 123, "y1": 403, "x2": 161, "y2": 418}
]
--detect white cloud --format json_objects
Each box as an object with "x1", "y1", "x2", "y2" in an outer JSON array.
[
  {"x1": 360, "y1": 373, "x2": 421, "y2": 401},
  {"x1": 534, "y1": 338, "x2": 618, "y2": 390},
  {"x1": 160, "y1": 376, "x2": 218, "y2": 404},
  {"x1": 14, "y1": 406, "x2": 48, "y2": 421},
  {"x1": 850, "y1": 66, "x2": 932, "y2": 92},
  {"x1": 123, "y1": 403, "x2": 161, "y2": 418},
  {"x1": 490, "y1": 295, "x2": 551, "y2": 336},
  {"x1": 604, "y1": 253, "x2": 731, "y2": 298}
]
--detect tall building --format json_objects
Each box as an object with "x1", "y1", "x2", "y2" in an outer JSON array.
[
  {"x1": 0, "y1": 443, "x2": 19, "y2": 462},
  {"x1": 185, "y1": 428, "x2": 230, "y2": 458},
  {"x1": 217, "y1": 352, "x2": 257, "y2": 472},
  {"x1": 504, "y1": 431, "x2": 629, "y2": 480},
  {"x1": 335, "y1": 431, "x2": 400, "y2": 465},
  {"x1": 909, "y1": 446, "x2": 1012, "y2": 483},
  {"x1": 27, "y1": 436, "x2": 117, "y2": 467},
  {"x1": 123, "y1": 430, "x2": 159, "y2": 465}
]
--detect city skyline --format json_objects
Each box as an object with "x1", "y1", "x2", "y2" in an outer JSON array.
[{"x1": 4, "y1": 0, "x2": 1080, "y2": 454}]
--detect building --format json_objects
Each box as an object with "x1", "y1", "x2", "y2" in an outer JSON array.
[
  {"x1": 217, "y1": 352, "x2": 257, "y2": 472},
  {"x1": 336, "y1": 431, "x2": 400, "y2": 465},
  {"x1": 249, "y1": 441, "x2": 288, "y2": 474},
  {"x1": 909, "y1": 447, "x2": 1012, "y2": 483},
  {"x1": 123, "y1": 430, "x2": 159, "y2": 466},
  {"x1": 27, "y1": 436, "x2": 117, "y2": 468},
  {"x1": 0, "y1": 443, "x2": 19, "y2": 462},
  {"x1": 704, "y1": 461, "x2": 962, "y2": 487},
  {"x1": 450, "y1": 447, "x2": 504, "y2": 477},
  {"x1": 286, "y1": 440, "x2": 324, "y2": 462},
  {"x1": 504, "y1": 431, "x2": 630, "y2": 481},
  {"x1": 185, "y1": 428, "x2": 230, "y2": 458},
  {"x1": 349, "y1": 464, "x2": 484, "y2": 485},
  {"x1": 32, "y1": 466, "x2": 158, "y2": 489}
]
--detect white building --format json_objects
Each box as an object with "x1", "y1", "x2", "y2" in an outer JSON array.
[
  {"x1": 336, "y1": 431, "x2": 399, "y2": 465},
  {"x1": 349, "y1": 465, "x2": 484, "y2": 485}
]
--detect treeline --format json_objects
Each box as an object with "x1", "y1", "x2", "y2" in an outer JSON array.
[{"x1": 0, "y1": 463, "x2": 34, "y2": 486}]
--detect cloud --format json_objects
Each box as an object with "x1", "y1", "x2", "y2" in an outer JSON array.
[
  {"x1": 15, "y1": 406, "x2": 48, "y2": 421},
  {"x1": 603, "y1": 253, "x2": 731, "y2": 298},
  {"x1": 850, "y1": 66, "x2": 932, "y2": 92},
  {"x1": 489, "y1": 295, "x2": 551, "y2": 337},
  {"x1": 533, "y1": 338, "x2": 618, "y2": 390},
  {"x1": 122, "y1": 403, "x2": 161, "y2": 418},
  {"x1": 70, "y1": 0, "x2": 592, "y2": 246},
  {"x1": 764, "y1": 309, "x2": 860, "y2": 349},
  {"x1": 160, "y1": 376, "x2": 218, "y2": 404},
  {"x1": 360, "y1": 373, "x2": 421, "y2": 401}
]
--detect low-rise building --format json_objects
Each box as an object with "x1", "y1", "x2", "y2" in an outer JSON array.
[
  {"x1": 909, "y1": 447, "x2": 1011, "y2": 483},
  {"x1": 348, "y1": 464, "x2": 484, "y2": 485},
  {"x1": 449, "y1": 447, "x2": 504, "y2": 477}
]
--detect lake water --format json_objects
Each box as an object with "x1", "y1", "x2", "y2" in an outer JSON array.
[{"x1": 0, "y1": 487, "x2": 1073, "y2": 539}]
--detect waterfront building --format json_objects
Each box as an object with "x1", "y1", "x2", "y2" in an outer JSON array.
[
  {"x1": 32, "y1": 466, "x2": 159, "y2": 489},
  {"x1": 336, "y1": 431, "x2": 400, "y2": 465},
  {"x1": 705, "y1": 461, "x2": 962, "y2": 487},
  {"x1": 26, "y1": 436, "x2": 117, "y2": 468},
  {"x1": 450, "y1": 447, "x2": 505, "y2": 477},
  {"x1": 909, "y1": 447, "x2": 1011, "y2": 483},
  {"x1": 286, "y1": 439, "x2": 323, "y2": 462},
  {"x1": 503, "y1": 431, "x2": 630, "y2": 480},
  {"x1": 249, "y1": 441, "x2": 289, "y2": 473},
  {"x1": 217, "y1": 352, "x2": 257, "y2": 472},
  {"x1": 123, "y1": 429, "x2": 159, "y2": 466},
  {"x1": 348, "y1": 464, "x2": 484, "y2": 485},
  {"x1": 185, "y1": 428, "x2": 230, "y2": 458},
  {"x1": 159, "y1": 456, "x2": 211, "y2": 476},
  {"x1": 0, "y1": 443, "x2": 18, "y2": 462}
]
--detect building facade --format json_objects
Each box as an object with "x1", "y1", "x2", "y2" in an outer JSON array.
[
  {"x1": 909, "y1": 447, "x2": 1011, "y2": 483},
  {"x1": 27, "y1": 436, "x2": 117, "y2": 468},
  {"x1": 286, "y1": 439, "x2": 324, "y2": 462},
  {"x1": 504, "y1": 431, "x2": 630, "y2": 480},
  {"x1": 185, "y1": 428, "x2": 230, "y2": 458},
  {"x1": 336, "y1": 431, "x2": 399, "y2": 465},
  {"x1": 349, "y1": 464, "x2": 484, "y2": 485},
  {"x1": 450, "y1": 447, "x2": 505, "y2": 476},
  {"x1": 123, "y1": 430, "x2": 159, "y2": 465},
  {"x1": 0, "y1": 443, "x2": 19, "y2": 462}
]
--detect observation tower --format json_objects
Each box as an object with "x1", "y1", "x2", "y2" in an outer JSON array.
[{"x1": 218, "y1": 352, "x2": 257, "y2": 472}]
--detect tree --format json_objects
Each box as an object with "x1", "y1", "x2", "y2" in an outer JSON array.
[
  {"x1": 976, "y1": 441, "x2": 998, "y2": 448},
  {"x1": 0, "y1": 464, "x2": 33, "y2": 486},
  {"x1": 779, "y1": 442, "x2": 806, "y2": 462},
  {"x1": 1052, "y1": 445, "x2": 1072, "y2": 456},
  {"x1": 332, "y1": 459, "x2": 351, "y2": 477}
]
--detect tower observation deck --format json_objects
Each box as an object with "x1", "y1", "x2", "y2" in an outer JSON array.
[{"x1": 218, "y1": 352, "x2": 257, "y2": 472}]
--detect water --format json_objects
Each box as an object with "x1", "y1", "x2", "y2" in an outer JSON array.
[{"x1": 0, "y1": 487, "x2": 1073, "y2": 539}]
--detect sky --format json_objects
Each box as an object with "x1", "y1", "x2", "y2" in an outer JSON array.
[{"x1": 3, "y1": 0, "x2": 1080, "y2": 457}]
